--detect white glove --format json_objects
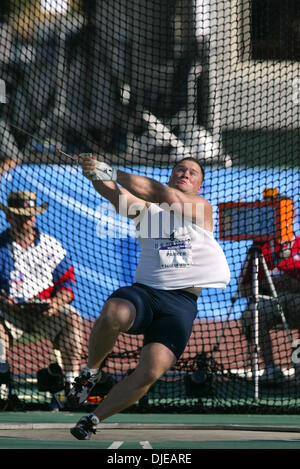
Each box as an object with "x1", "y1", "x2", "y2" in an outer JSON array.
[
  {"x1": 87, "y1": 160, "x2": 117, "y2": 181},
  {"x1": 79, "y1": 153, "x2": 117, "y2": 181}
]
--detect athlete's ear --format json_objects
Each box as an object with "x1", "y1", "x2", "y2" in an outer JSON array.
[{"x1": 167, "y1": 173, "x2": 174, "y2": 187}]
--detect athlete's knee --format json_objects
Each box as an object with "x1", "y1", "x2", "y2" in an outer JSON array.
[
  {"x1": 101, "y1": 298, "x2": 136, "y2": 332},
  {"x1": 134, "y1": 344, "x2": 176, "y2": 386},
  {"x1": 132, "y1": 364, "x2": 164, "y2": 388},
  {"x1": 144, "y1": 367, "x2": 163, "y2": 385}
]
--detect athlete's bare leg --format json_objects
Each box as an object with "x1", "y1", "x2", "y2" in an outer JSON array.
[
  {"x1": 87, "y1": 298, "x2": 136, "y2": 369},
  {"x1": 93, "y1": 342, "x2": 176, "y2": 421}
]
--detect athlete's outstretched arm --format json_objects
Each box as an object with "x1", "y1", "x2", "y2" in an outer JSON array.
[
  {"x1": 116, "y1": 170, "x2": 213, "y2": 230},
  {"x1": 81, "y1": 155, "x2": 148, "y2": 218},
  {"x1": 80, "y1": 154, "x2": 213, "y2": 229}
]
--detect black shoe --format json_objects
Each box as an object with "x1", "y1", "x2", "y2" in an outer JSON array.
[
  {"x1": 67, "y1": 367, "x2": 102, "y2": 408},
  {"x1": 70, "y1": 413, "x2": 100, "y2": 440}
]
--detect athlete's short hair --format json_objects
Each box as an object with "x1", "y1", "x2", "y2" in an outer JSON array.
[{"x1": 172, "y1": 157, "x2": 205, "y2": 183}]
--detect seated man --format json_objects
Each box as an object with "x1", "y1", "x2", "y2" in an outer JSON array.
[
  {"x1": 240, "y1": 220, "x2": 300, "y2": 384},
  {"x1": 0, "y1": 191, "x2": 83, "y2": 398}
]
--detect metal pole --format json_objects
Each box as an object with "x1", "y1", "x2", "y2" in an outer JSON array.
[
  {"x1": 212, "y1": 250, "x2": 252, "y2": 354},
  {"x1": 251, "y1": 247, "x2": 260, "y2": 401},
  {"x1": 260, "y1": 253, "x2": 293, "y2": 345}
]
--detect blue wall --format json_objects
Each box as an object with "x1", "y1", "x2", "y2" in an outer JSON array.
[{"x1": 0, "y1": 163, "x2": 299, "y2": 321}]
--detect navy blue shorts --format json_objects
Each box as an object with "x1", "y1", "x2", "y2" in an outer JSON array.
[{"x1": 108, "y1": 283, "x2": 198, "y2": 360}]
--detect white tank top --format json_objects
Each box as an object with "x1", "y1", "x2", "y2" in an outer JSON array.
[{"x1": 134, "y1": 203, "x2": 230, "y2": 290}]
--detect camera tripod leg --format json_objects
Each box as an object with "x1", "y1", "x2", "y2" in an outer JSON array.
[
  {"x1": 251, "y1": 250, "x2": 261, "y2": 400},
  {"x1": 259, "y1": 253, "x2": 293, "y2": 345},
  {"x1": 212, "y1": 250, "x2": 253, "y2": 355}
]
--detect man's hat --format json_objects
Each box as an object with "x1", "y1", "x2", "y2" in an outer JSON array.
[{"x1": 0, "y1": 191, "x2": 48, "y2": 216}]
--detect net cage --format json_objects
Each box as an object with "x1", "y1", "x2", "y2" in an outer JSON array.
[{"x1": 0, "y1": 0, "x2": 299, "y2": 413}]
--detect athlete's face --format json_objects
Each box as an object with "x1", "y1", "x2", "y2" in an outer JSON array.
[{"x1": 168, "y1": 161, "x2": 203, "y2": 194}]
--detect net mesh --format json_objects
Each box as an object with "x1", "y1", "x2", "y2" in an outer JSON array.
[{"x1": 0, "y1": 0, "x2": 299, "y2": 413}]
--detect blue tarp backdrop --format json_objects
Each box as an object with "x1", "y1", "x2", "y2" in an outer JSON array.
[{"x1": 0, "y1": 164, "x2": 299, "y2": 322}]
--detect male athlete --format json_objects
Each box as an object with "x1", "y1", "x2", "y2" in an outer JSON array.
[{"x1": 68, "y1": 155, "x2": 230, "y2": 439}]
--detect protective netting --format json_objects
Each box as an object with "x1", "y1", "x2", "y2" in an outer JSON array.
[{"x1": 0, "y1": 0, "x2": 300, "y2": 413}]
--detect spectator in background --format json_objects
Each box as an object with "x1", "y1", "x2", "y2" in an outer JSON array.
[
  {"x1": 240, "y1": 189, "x2": 300, "y2": 384},
  {"x1": 0, "y1": 191, "x2": 83, "y2": 399},
  {"x1": 0, "y1": 3, "x2": 24, "y2": 178}
]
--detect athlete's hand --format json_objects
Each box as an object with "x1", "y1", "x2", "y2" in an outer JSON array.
[{"x1": 79, "y1": 153, "x2": 117, "y2": 181}]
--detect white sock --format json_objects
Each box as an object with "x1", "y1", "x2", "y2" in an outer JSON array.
[
  {"x1": 84, "y1": 365, "x2": 100, "y2": 375},
  {"x1": 89, "y1": 413, "x2": 100, "y2": 423},
  {"x1": 64, "y1": 371, "x2": 78, "y2": 383},
  {"x1": 0, "y1": 384, "x2": 7, "y2": 400}
]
